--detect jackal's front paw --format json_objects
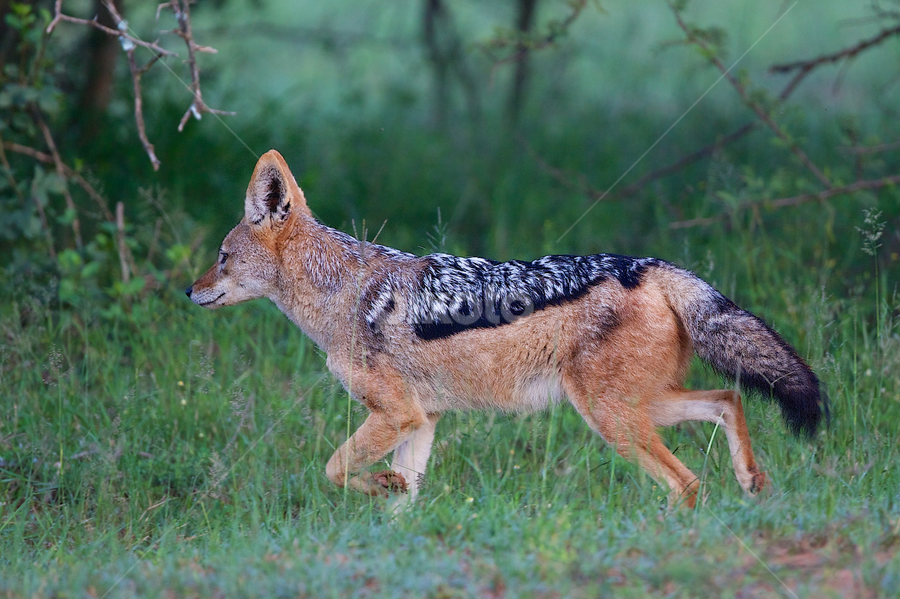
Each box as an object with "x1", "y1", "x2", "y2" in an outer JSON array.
[
  {"x1": 748, "y1": 470, "x2": 767, "y2": 495},
  {"x1": 372, "y1": 469, "x2": 408, "y2": 494}
]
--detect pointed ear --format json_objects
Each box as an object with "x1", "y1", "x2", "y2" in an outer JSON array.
[{"x1": 244, "y1": 150, "x2": 308, "y2": 228}]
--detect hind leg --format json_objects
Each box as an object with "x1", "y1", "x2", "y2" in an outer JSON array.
[
  {"x1": 650, "y1": 389, "x2": 766, "y2": 495},
  {"x1": 567, "y1": 391, "x2": 701, "y2": 508}
]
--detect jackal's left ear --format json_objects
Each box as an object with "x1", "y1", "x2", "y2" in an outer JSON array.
[{"x1": 244, "y1": 150, "x2": 308, "y2": 228}]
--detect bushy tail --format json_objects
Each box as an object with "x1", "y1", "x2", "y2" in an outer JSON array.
[{"x1": 655, "y1": 263, "x2": 828, "y2": 437}]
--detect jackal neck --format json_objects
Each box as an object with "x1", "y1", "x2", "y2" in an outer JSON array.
[{"x1": 270, "y1": 218, "x2": 368, "y2": 350}]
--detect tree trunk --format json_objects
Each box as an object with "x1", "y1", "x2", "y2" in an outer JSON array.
[
  {"x1": 422, "y1": 0, "x2": 450, "y2": 128},
  {"x1": 508, "y1": 0, "x2": 538, "y2": 126},
  {"x1": 78, "y1": 0, "x2": 123, "y2": 137}
]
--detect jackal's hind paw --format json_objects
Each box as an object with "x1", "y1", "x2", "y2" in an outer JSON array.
[{"x1": 372, "y1": 470, "x2": 408, "y2": 494}]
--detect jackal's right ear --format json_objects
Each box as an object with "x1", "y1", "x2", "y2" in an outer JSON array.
[{"x1": 244, "y1": 149, "x2": 308, "y2": 228}]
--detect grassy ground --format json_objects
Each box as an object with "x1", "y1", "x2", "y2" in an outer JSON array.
[
  {"x1": 3, "y1": 0, "x2": 900, "y2": 596},
  {"x1": 1, "y1": 212, "x2": 898, "y2": 597}
]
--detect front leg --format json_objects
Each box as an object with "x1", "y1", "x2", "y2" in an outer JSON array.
[
  {"x1": 388, "y1": 413, "x2": 440, "y2": 511},
  {"x1": 325, "y1": 409, "x2": 427, "y2": 497}
]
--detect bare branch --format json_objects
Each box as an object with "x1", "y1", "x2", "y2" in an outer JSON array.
[
  {"x1": 2, "y1": 142, "x2": 114, "y2": 222},
  {"x1": 522, "y1": 4, "x2": 899, "y2": 229},
  {"x1": 669, "y1": 176, "x2": 900, "y2": 229},
  {"x1": 48, "y1": 0, "x2": 235, "y2": 168},
  {"x1": 116, "y1": 201, "x2": 131, "y2": 283},
  {"x1": 127, "y1": 49, "x2": 161, "y2": 170},
  {"x1": 0, "y1": 132, "x2": 56, "y2": 258},
  {"x1": 772, "y1": 24, "x2": 900, "y2": 100},
  {"x1": 34, "y1": 110, "x2": 82, "y2": 250},
  {"x1": 521, "y1": 122, "x2": 759, "y2": 203},
  {"x1": 842, "y1": 140, "x2": 900, "y2": 155},
  {"x1": 771, "y1": 23, "x2": 900, "y2": 75},
  {"x1": 47, "y1": 1, "x2": 176, "y2": 57},
  {"x1": 484, "y1": 0, "x2": 587, "y2": 69},
  {"x1": 520, "y1": 1, "x2": 827, "y2": 207},
  {"x1": 165, "y1": 0, "x2": 236, "y2": 132},
  {"x1": 670, "y1": 5, "x2": 832, "y2": 188},
  {"x1": 766, "y1": 176, "x2": 900, "y2": 208},
  {"x1": 617, "y1": 122, "x2": 758, "y2": 199}
]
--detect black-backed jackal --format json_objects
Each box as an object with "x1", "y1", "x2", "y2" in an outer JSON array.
[{"x1": 187, "y1": 150, "x2": 827, "y2": 509}]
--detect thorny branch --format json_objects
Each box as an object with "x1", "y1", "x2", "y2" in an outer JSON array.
[
  {"x1": 522, "y1": 122, "x2": 759, "y2": 203},
  {"x1": 46, "y1": 0, "x2": 234, "y2": 170},
  {"x1": 46, "y1": 0, "x2": 176, "y2": 57},
  {"x1": 34, "y1": 109, "x2": 82, "y2": 249},
  {"x1": 127, "y1": 50, "x2": 161, "y2": 170},
  {"x1": 162, "y1": 0, "x2": 236, "y2": 132},
  {"x1": 669, "y1": 5, "x2": 832, "y2": 189},
  {"x1": 529, "y1": 4, "x2": 900, "y2": 228},
  {"x1": 843, "y1": 139, "x2": 900, "y2": 155},
  {"x1": 0, "y1": 133, "x2": 56, "y2": 259},
  {"x1": 770, "y1": 23, "x2": 900, "y2": 100},
  {"x1": 670, "y1": 175, "x2": 900, "y2": 229},
  {"x1": 666, "y1": 4, "x2": 900, "y2": 229},
  {"x1": 482, "y1": 0, "x2": 587, "y2": 69},
  {"x1": 2, "y1": 141, "x2": 114, "y2": 222}
]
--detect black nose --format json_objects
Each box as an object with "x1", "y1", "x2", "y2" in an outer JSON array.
[{"x1": 185, "y1": 286, "x2": 193, "y2": 297}]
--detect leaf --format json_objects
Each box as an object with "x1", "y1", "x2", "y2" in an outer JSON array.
[
  {"x1": 82, "y1": 261, "x2": 101, "y2": 279},
  {"x1": 57, "y1": 249, "x2": 83, "y2": 272},
  {"x1": 57, "y1": 207, "x2": 77, "y2": 226},
  {"x1": 38, "y1": 88, "x2": 60, "y2": 114},
  {"x1": 165, "y1": 244, "x2": 191, "y2": 264}
]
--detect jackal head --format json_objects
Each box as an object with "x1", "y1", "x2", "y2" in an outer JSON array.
[{"x1": 186, "y1": 150, "x2": 309, "y2": 309}]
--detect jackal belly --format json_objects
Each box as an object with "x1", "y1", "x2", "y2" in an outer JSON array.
[{"x1": 410, "y1": 365, "x2": 567, "y2": 413}]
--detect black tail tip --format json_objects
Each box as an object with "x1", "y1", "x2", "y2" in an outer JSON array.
[{"x1": 784, "y1": 387, "x2": 829, "y2": 439}]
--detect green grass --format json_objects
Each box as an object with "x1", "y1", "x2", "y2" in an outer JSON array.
[{"x1": 1, "y1": 224, "x2": 899, "y2": 596}]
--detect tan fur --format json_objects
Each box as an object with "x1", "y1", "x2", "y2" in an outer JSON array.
[{"x1": 188, "y1": 150, "x2": 771, "y2": 509}]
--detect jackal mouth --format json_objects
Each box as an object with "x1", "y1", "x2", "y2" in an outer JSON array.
[{"x1": 198, "y1": 292, "x2": 225, "y2": 307}]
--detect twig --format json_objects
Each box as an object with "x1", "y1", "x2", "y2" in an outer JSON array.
[
  {"x1": 100, "y1": 0, "x2": 164, "y2": 170},
  {"x1": 147, "y1": 217, "x2": 163, "y2": 264},
  {"x1": 26, "y1": 177, "x2": 56, "y2": 260},
  {"x1": 34, "y1": 110, "x2": 83, "y2": 250},
  {"x1": 669, "y1": 175, "x2": 900, "y2": 229},
  {"x1": 670, "y1": 5, "x2": 832, "y2": 189},
  {"x1": 767, "y1": 175, "x2": 900, "y2": 208},
  {"x1": 618, "y1": 122, "x2": 758, "y2": 199},
  {"x1": 6, "y1": 130, "x2": 57, "y2": 259},
  {"x1": 116, "y1": 201, "x2": 130, "y2": 284},
  {"x1": 522, "y1": 2, "x2": 826, "y2": 207},
  {"x1": 522, "y1": 122, "x2": 759, "y2": 203},
  {"x1": 773, "y1": 24, "x2": 900, "y2": 100},
  {"x1": 165, "y1": 0, "x2": 236, "y2": 132},
  {"x1": 70, "y1": 449, "x2": 100, "y2": 460},
  {"x1": 842, "y1": 139, "x2": 900, "y2": 154},
  {"x1": 46, "y1": 0, "x2": 176, "y2": 58},
  {"x1": 127, "y1": 49, "x2": 161, "y2": 170},
  {"x1": 2, "y1": 142, "x2": 114, "y2": 222},
  {"x1": 114, "y1": 200, "x2": 139, "y2": 281},
  {"x1": 48, "y1": 0, "x2": 234, "y2": 168},
  {"x1": 771, "y1": 23, "x2": 900, "y2": 75},
  {"x1": 0, "y1": 133, "x2": 24, "y2": 201},
  {"x1": 485, "y1": 0, "x2": 587, "y2": 69}
]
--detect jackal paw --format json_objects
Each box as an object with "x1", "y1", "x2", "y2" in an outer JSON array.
[
  {"x1": 748, "y1": 470, "x2": 767, "y2": 495},
  {"x1": 372, "y1": 470, "x2": 408, "y2": 494}
]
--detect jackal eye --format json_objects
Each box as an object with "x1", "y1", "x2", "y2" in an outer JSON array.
[{"x1": 219, "y1": 251, "x2": 229, "y2": 265}]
